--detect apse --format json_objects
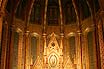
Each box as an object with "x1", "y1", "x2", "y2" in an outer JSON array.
[{"x1": 0, "y1": 0, "x2": 103, "y2": 69}]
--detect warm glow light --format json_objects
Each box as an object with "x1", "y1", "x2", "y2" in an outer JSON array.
[
  {"x1": 85, "y1": 27, "x2": 90, "y2": 32},
  {"x1": 32, "y1": 32, "x2": 39, "y2": 36},
  {"x1": 68, "y1": 32, "x2": 75, "y2": 36},
  {"x1": 17, "y1": 28, "x2": 22, "y2": 33}
]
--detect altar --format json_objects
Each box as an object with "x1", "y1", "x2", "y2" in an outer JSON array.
[{"x1": 30, "y1": 33, "x2": 76, "y2": 69}]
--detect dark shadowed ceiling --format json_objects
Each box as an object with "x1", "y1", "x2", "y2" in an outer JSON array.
[{"x1": 6, "y1": 0, "x2": 100, "y2": 26}]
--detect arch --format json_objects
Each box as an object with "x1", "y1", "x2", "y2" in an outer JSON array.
[
  {"x1": 66, "y1": 32, "x2": 76, "y2": 64},
  {"x1": 68, "y1": 35, "x2": 76, "y2": 64},
  {"x1": 30, "y1": 32, "x2": 40, "y2": 64},
  {"x1": 84, "y1": 27, "x2": 94, "y2": 35},
  {"x1": 67, "y1": 32, "x2": 76, "y2": 37}
]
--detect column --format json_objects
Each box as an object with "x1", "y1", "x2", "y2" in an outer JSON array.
[
  {"x1": 59, "y1": 33, "x2": 64, "y2": 69},
  {"x1": 92, "y1": 11, "x2": 101, "y2": 69},
  {"x1": 0, "y1": 20, "x2": 8, "y2": 69},
  {"x1": 8, "y1": 25, "x2": 15, "y2": 69},
  {"x1": 99, "y1": 10, "x2": 104, "y2": 69},
  {"x1": 0, "y1": 11, "x2": 3, "y2": 68},
  {"x1": 0, "y1": 0, "x2": 7, "y2": 42},
  {"x1": 0, "y1": 11, "x2": 3, "y2": 47},
  {"x1": 58, "y1": 0, "x2": 64, "y2": 34},
  {"x1": 76, "y1": 31, "x2": 82, "y2": 69},
  {"x1": 24, "y1": 31, "x2": 30, "y2": 69},
  {"x1": 72, "y1": 0, "x2": 83, "y2": 68},
  {"x1": 0, "y1": 0, "x2": 7, "y2": 11},
  {"x1": 59, "y1": 0, "x2": 64, "y2": 68},
  {"x1": 98, "y1": 20, "x2": 104, "y2": 69},
  {"x1": 0, "y1": 0, "x2": 2, "y2": 7},
  {"x1": 43, "y1": 33, "x2": 47, "y2": 69},
  {"x1": 18, "y1": 32, "x2": 23, "y2": 69},
  {"x1": 43, "y1": 0, "x2": 48, "y2": 68}
]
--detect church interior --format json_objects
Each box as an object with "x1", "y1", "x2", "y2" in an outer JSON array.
[{"x1": 0, "y1": 0, "x2": 104, "y2": 69}]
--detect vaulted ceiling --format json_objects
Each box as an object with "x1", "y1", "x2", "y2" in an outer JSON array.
[{"x1": 5, "y1": 0, "x2": 100, "y2": 25}]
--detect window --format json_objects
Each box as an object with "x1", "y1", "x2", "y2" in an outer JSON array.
[
  {"x1": 87, "y1": 32, "x2": 96, "y2": 69},
  {"x1": 31, "y1": 36, "x2": 38, "y2": 62},
  {"x1": 68, "y1": 36, "x2": 76, "y2": 63}
]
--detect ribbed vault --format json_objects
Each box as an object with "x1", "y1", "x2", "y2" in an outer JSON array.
[{"x1": 5, "y1": 0, "x2": 100, "y2": 25}]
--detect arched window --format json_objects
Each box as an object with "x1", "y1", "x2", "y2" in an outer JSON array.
[
  {"x1": 68, "y1": 36, "x2": 76, "y2": 63},
  {"x1": 31, "y1": 36, "x2": 38, "y2": 63},
  {"x1": 12, "y1": 32, "x2": 19, "y2": 69},
  {"x1": 87, "y1": 31, "x2": 96, "y2": 69}
]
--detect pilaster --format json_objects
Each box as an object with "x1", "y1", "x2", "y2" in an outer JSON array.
[
  {"x1": 43, "y1": 33, "x2": 47, "y2": 69},
  {"x1": 0, "y1": 20, "x2": 8, "y2": 69},
  {"x1": 97, "y1": 18, "x2": 104, "y2": 69},
  {"x1": 18, "y1": 31, "x2": 23, "y2": 69},
  {"x1": 0, "y1": 11, "x2": 3, "y2": 68},
  {"x1": 59, "y1": 33, "x2": 64, "y2": 69},
  {"x1": 24, "y1": 31, "x2": 31, "y2": 69},
  {"x1": 9, "y1": 25, "x2": 15, "y2": 69},
  {"x1": 76, "y1": 31, "x2": 82, "y2": 69},
  {"x1": 0, "y1": 11, "x2": 3, "y2": 45}
]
